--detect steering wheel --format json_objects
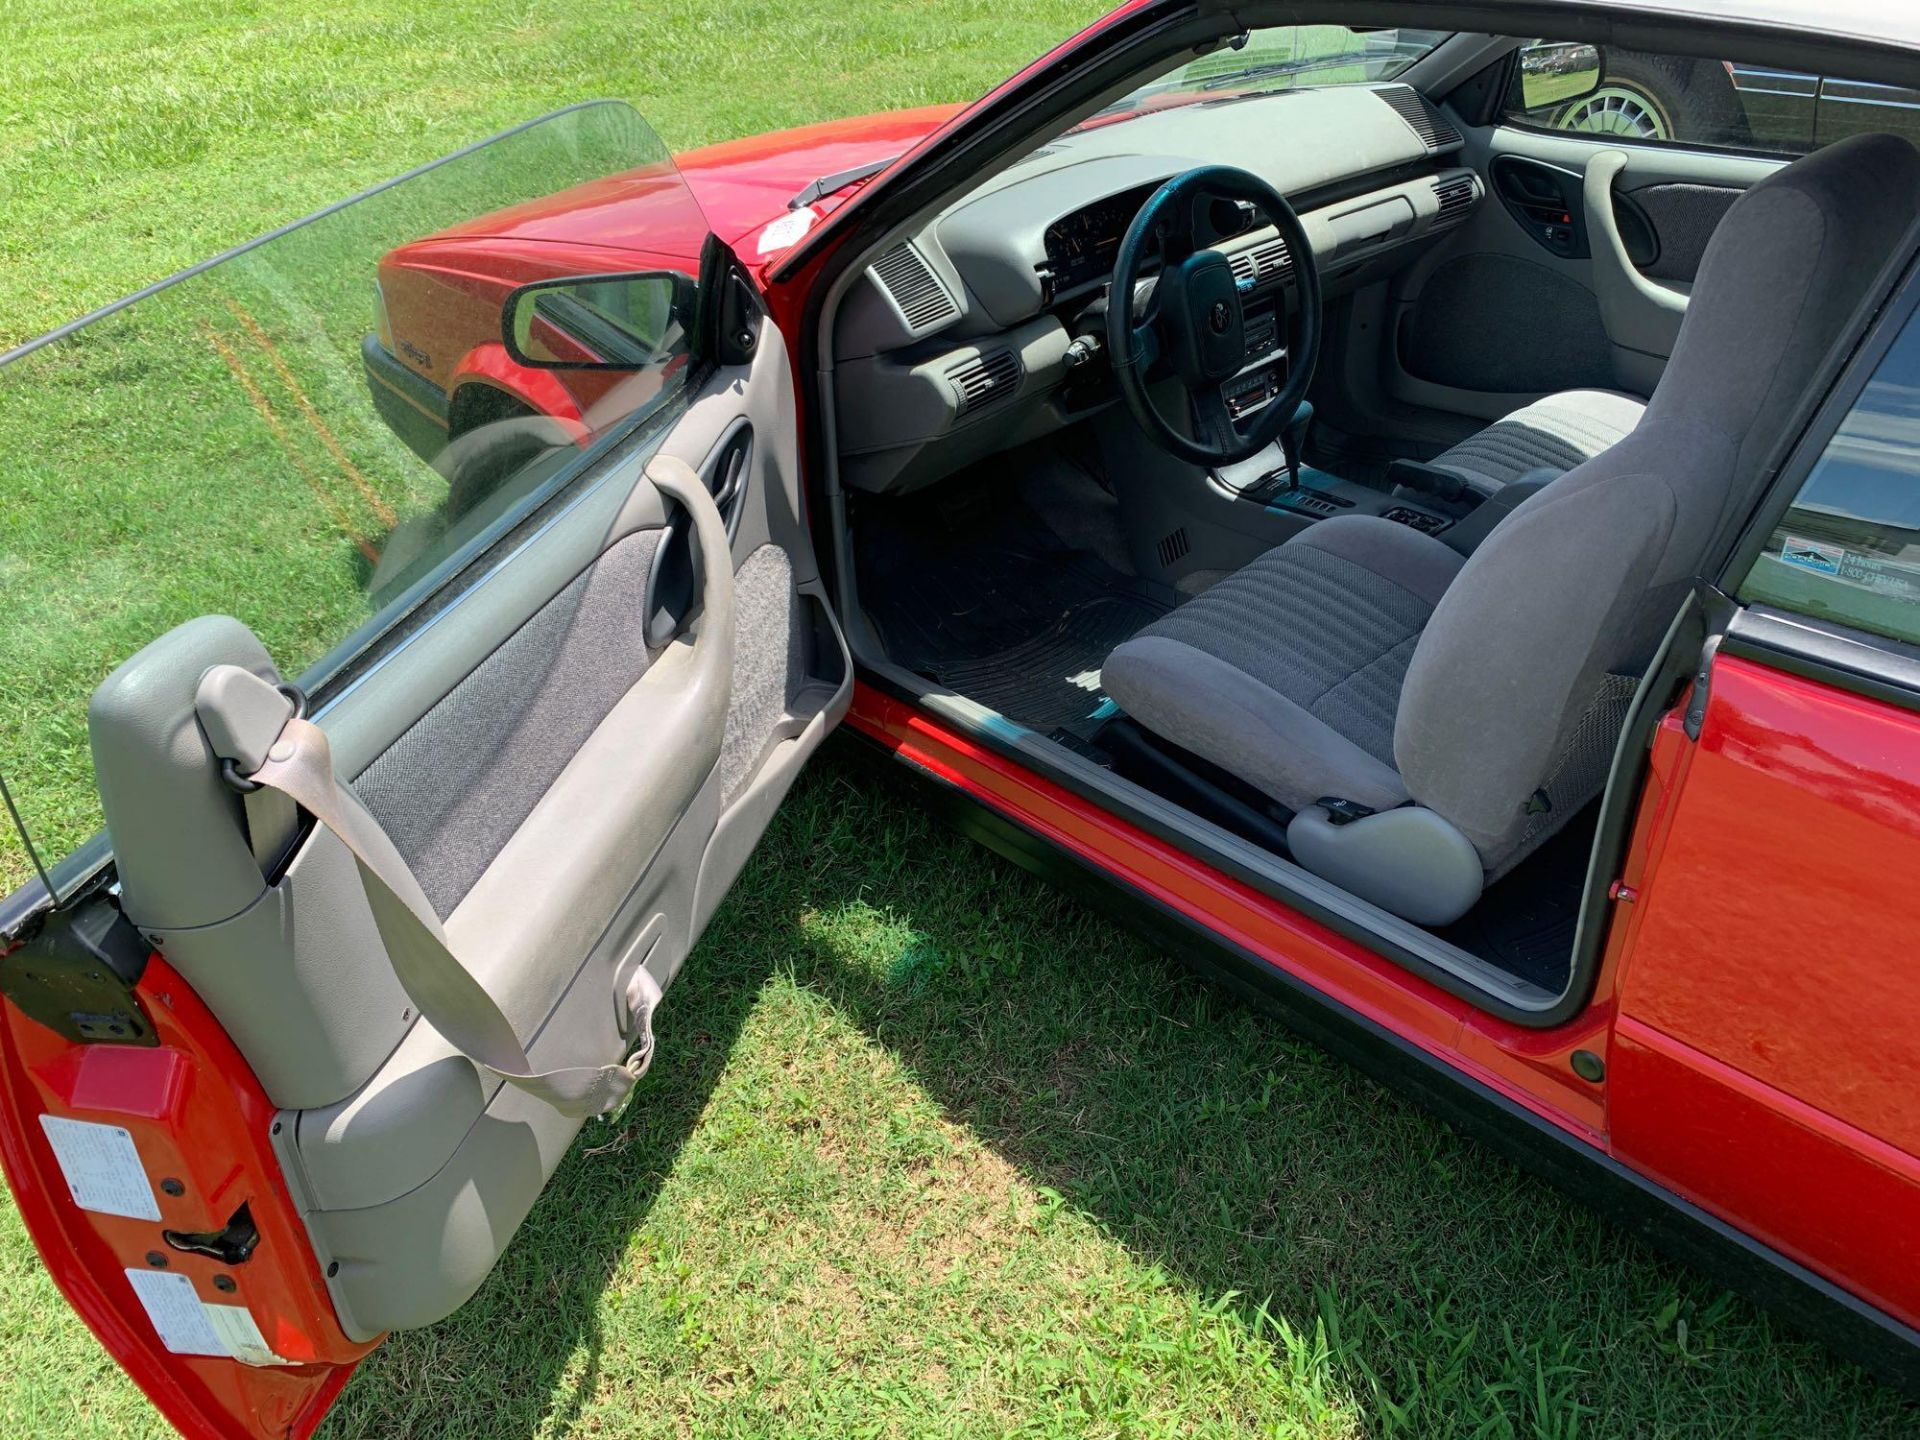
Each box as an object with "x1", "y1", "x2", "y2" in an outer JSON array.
[{"x1": 1105, "y1": 165, "x2": 1322, "y2": 469}]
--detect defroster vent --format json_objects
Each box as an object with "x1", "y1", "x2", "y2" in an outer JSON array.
[
  {"x1": 870, "y1": 242, "x2": 960, "y2": 331},
  {"x1": 1376, "y1": 85, "x2": 1463, "y2": 152}
]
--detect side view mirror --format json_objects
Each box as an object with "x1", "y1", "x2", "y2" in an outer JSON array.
[
  {"x1": 501, "y1": 270, "x2": 697, "y2": 370},
  {"x1": 1515, "y1": 41, "x2": 1605, "y2": 113}
]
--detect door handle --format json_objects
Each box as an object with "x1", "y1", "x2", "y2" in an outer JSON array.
[
  {"x1": 642, "y1": 451, "x2": 739, "y2": 651},
  {"x1": 1583, "y1": 150, "x2": 1688, "y2": 357},
  {"x1": 643, "y1": 453, "x2": 737, "y2": 704}
]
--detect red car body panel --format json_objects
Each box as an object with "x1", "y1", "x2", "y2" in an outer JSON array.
[
  {"x1": 0, "y1": 955, "x2": 374, "y2": 1440},
  {"x1": 369, "y1": 107, "x2": 957, "y2": 446},
  {"x1": 844, "y1": 658, "x2": 1920, "y2": 1338},
  {"x1": 842, "y1": 684, "x2": 1623, "y2": 1143},
  {"x1": 1611, "y1": 657, "x2": 1920, "y2": 1326},
  {"x1": 673, "y1": 104, "x2": 967, "y2": 244}
]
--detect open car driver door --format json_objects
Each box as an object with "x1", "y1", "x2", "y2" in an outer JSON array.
[{"x1": 0, "y1": 102, "x2": 847, "y2": 1440}]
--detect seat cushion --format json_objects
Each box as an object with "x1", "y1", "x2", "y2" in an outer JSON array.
[
  {"x1": 1428, "y1": 389, "x2": 1646, "y2": 496},
  {"x1": 1102, "y1": 517, "x2": 1464, "y2": 814}
]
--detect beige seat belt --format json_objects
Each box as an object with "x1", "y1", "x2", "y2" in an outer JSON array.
[
  {"x1": 198, "y1": 676, "x2": 660, "y2": 1119},
  {"x1": 190, "y1": 456, "x2": 729, "y2": 1120}
]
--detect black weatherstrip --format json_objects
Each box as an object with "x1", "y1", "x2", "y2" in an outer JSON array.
[{"x1": 1721, "y1": 605, "x2": 1920, "y2": 715}]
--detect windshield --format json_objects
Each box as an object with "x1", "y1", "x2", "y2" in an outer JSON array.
[
  {"x1": 1102, "y1": 24, "x2": 1453, "y2": 114},
  {"x1": 0, "y1": 101, "x2": 705, "y2": 902}
]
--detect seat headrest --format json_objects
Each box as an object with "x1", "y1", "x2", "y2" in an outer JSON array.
[{"x1": 1646, "y1": 131, "x2": 1920, "y2": 461}]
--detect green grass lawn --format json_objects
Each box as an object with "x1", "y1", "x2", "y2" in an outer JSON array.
[{"x1": 0, "y1": 4, "x2": 1913, "y2": 1437}]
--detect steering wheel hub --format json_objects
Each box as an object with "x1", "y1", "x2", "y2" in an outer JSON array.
[
  {"x1": 1161, "y1": 252, "x2": 1246, "y2": 384},
  {"x1": 1105, "y1": 165, "x2": 1322, "y2": 469}
]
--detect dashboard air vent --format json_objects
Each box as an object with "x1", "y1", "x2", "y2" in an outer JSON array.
[
  {"x1": 870, "y1": 242, "x2": 959, "y2": 331},
  {"x1": 1228, "y1": 238, "x2": 1294, "y2": 288},
  {"x1": 1376, "y1": 85, "x2": 1462, "y2": 151},
  {"x1": 1431, "y1": 173, "x2": 1478, "y2": 227},
  {"x1": 948, "y1": 349, "x2": 1020, "y2": 417}
]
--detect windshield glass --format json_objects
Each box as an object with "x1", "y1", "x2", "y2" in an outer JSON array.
[
  {"x1": 1101, "y1": 24, "x2": 1453, "y2": 115},
  {"x1": 0, "y1": 101, "x2": 705, "y2": 901}
]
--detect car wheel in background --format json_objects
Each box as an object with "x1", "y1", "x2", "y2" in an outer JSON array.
[{"x1": 1553, "y1": 50, "x2": 1749, "y2": 146}]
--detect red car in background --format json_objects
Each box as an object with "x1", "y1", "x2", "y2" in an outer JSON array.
[{"x1": 6, "y1": 3, "x2": 1920, "y2": 1438}]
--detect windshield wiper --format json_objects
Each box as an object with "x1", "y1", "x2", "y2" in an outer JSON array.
[
  {"x1": 789, "y1": 154, "x2": 900, "y2": 211},
  {"x1": 1196, "y1": 50, "x2": 1378, "y2": 93}
]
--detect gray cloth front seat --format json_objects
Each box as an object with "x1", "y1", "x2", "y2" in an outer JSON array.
[
  {"x1": 1103, "y1": 131, "x2": 1920, "y2": 927},
  {"x1": 1426, "y1": 388, "x2": 1647, "y2": 496}
]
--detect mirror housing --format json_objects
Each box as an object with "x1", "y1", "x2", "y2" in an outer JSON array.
[
  {"x1": 501, "y1": 270, "x2": 697, "y2": 370},
  {"x1": 1515, "y1": 41, "x2": 1604, "y2": 113}
]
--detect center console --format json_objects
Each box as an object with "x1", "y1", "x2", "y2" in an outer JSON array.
[{"x1": 1212, "y1": 433, "x2": 1478, "y2": 550}]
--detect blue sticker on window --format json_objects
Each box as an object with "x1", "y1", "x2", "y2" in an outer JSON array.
[{"x1": 1780, "y1": 535, "x2": 1845, "y2": 576}]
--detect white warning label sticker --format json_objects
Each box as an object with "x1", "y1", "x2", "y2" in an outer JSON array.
[
  {"x1": 206, "y1": 1303, "x2": 293, "y2": 1367},
  {"x1": 125, "y1": 1269, "x2": 228, "y2": 1356},
  {"x1": 123, "y1": 1270, "x2": 295, "y2": 1366},
  {"x1": 39, "y1": 1117, "x2": 161, "y2": 1221}
]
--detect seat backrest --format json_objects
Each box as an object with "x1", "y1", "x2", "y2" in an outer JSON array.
[{"x1": 1394, "y1": 131, "x2": 1920, "y2": 874}]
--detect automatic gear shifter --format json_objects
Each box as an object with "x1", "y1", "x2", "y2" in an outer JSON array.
[
  {"x1": 1236, "y1": 399, "x2": 1315, "y2": 503},
  {"x1": 1277, "y1": 399, "x2": 1314, "y2": 491}
]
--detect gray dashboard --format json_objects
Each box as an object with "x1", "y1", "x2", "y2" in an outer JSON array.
[{"x1": 833, "y1": 83, "x2": 1486, "y2": 495}]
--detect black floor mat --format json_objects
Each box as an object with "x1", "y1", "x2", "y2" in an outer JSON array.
[
  {"x1": 1433, "y1": 806, "x2": 1599, "y2": 994},
  {"x1": 856, "y1": 466, "x2": 1589, "y2": 998},
  {"x1": 856, "y1": 489, "x2": 1168, "y2": 740}
]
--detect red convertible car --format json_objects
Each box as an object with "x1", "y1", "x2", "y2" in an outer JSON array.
[{"x1": 5, "y1": 1, "x2": 1920, "y2": 1435}]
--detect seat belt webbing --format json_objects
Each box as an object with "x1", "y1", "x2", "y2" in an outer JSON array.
[{"x1": 229, "y1": 709, "x2": 657, "y2": 1119}]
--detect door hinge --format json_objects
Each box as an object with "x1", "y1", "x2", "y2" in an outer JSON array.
[{"x1": 0, "y1": 897, "x2": 155, "y2": 1047}]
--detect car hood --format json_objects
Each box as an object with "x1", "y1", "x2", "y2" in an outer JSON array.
[{"x1": 420, "y1": 104, "x2": 964, "y2": 260}]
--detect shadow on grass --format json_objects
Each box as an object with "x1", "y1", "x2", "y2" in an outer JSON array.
[{"x1": 320, "y1": 748, "x2": 1909, "y2": 1439}]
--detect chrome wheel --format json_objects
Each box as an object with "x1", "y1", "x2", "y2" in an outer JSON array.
[{"x1": 1553, "y1": 84, "x2": 1673, "y2": 140}]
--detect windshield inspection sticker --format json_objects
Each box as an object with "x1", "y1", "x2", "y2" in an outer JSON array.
[
  {"x1": 39, "y1": 1116, "x2": 161, "y2": 1221},
  {"x1": 124, "y1": 1269, "x2": 295, "y2": 1366},
  {"x1": 756, "y1": 204, "x2": 818, "y2": 256}
]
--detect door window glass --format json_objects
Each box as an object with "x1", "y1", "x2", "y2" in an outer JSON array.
[
  {"x1": 1504, "y1": 45, "x2": 1920, "y2": 157},
  {"x1": 0, "y1": 101, "x2": 707, "y2": 894},
  {"x1": 1740, "y1": 306, "x2": 1920, "y2": 647}
]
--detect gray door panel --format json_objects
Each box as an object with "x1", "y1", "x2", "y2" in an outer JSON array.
[
  {"x1": 1382, "y1": 123, "x2": 1777, "y2": 421},
  {"x1": 87, "y1": 322, "x2": 847, "y2": 1342},
  {"x1": 292, "y1": 322, "x2": 848, "y2": 1340}
]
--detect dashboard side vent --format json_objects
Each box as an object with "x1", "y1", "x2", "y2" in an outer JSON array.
[
  {"x1": 1228, "y1": 238, "x2": 1294, "y2": 288},
  {"x1": 1431, "y1": 173, "x2": 1478, "y2": 228},
  {"x1": 948, "y1": 349, "x2": 1020, "y2": 417},
  {"x1": 870, "y1": 242, "x2": 960, "y2": 331},
  {"x1": 1376, "y1": 85, "x2": 1463, "y2": 151}
]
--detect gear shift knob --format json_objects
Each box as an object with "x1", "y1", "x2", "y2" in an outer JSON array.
[{"x1": 1278, "y1": 399, "x2": 1314, "y2": 490}]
